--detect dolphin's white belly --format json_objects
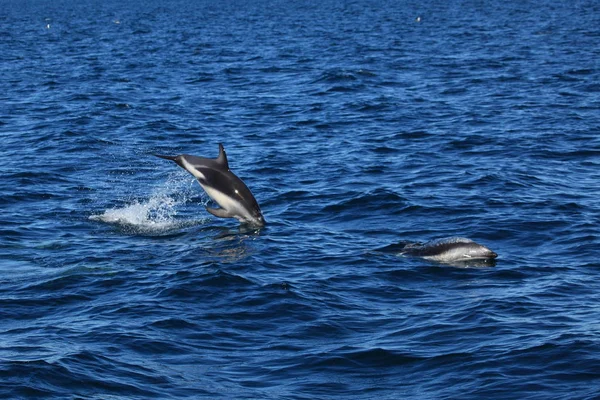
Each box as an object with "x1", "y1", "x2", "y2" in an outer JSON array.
[
  {"x1": 201, "y1": 184, "x2": 253, "y2": 221},
  {"x1": 180, "y1": 157, "x2": 250, "y2": 220}
]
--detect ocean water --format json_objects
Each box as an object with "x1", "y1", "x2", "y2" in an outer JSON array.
[{"x1": 1, "y1": 0, "x2": 600, "y2": 398}]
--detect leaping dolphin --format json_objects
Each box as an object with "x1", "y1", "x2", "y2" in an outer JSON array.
[
  {"x1": 400, "y1": 237, "x2": 498, "y2": 264},
  {"x1": 155, "y1": 144, "x2": 266, "y2": 227}
]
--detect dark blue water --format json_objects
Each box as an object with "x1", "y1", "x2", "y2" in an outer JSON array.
[{"x1": 2, "y1": 0, "x2": 600, "y2": 398}]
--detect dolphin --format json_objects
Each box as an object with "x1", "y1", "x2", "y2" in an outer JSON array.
[
  {"x1": 398, "y1": 237, "x2": 498, "y2": 266},
  {"x1": 155, "y1": 144, "x2": 265, "y2": 227}
]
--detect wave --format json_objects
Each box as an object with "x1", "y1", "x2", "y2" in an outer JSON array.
[{"x1": 320, "y1": 188, "x2": 408, "y2": 214}]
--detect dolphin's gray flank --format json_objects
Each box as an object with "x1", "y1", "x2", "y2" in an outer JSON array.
[
  {"x1": 155, "y1": 144, "x2": 265, "y2": 226},
  {"x1": 400, "y1": 237, "x2": 498, "y2": 264}
]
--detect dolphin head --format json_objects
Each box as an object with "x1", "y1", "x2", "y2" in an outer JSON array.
[
  {"x1": 454, "y1": 243, "x2": 498, "y2": 260},
  {"x1": 243, "y1": 207, "x2": 266, "y2": 227}
]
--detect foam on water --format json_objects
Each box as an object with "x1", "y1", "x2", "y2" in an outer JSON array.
[
  {"x1": 90, "y1": 195, "x2": 176, "y2": 229},
  {"x1": 90, "y1": 174, "x2": 207, "y2": 234}
]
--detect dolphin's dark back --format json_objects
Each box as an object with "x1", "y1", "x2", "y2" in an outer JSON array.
[
  {"x1": 401, "y1": 237, "x2": 498, "y2": 259},
  {"x1": 184, "y1": 143, "x2": 229, "y2": 171},
  {"x1": 404, "y1": 239, "x2": 477, "y2": 257}
]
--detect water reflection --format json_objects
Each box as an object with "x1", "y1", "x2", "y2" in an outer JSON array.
[{"x1": 193, "y1": 224, "x2": 265, "y2": 264}]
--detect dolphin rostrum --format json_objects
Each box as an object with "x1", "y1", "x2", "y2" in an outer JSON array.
[
  {"x1": 397, "y1": 237, "x2": 498, "y2": 266},
  {"x1": 155, "y1": 144, "x2": 265, "y2": 227}
]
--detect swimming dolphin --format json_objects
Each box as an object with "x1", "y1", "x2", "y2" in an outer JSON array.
[
  {"x1": 399, "y1": 237, "x2": 498, "y2": 265},
  {"x1": 155, "y1": 144, "x2": 265, "y2": 227}
]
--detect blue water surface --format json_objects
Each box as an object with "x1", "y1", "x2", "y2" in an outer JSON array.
[{"x1": 1, "y1": 0, "x2": 600, "y2": 398}]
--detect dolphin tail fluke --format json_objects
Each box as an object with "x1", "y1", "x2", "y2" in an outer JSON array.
[{"x1": 154, "y1": 154, "x2": 178, "y2": 161}]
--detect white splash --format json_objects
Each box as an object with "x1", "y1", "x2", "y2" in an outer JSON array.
[
  {"x1": 90, "y1": 174, "x2": 206, "y2": 234},
  {"x1": 90, "y1": 195, "x2": 176, "y2": 229}
]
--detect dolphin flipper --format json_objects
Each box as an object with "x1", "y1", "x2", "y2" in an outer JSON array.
[{"x1": 205, "y1": 206, "x2": 233, "y2": 219}]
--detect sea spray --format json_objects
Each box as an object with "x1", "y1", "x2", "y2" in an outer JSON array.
[{"x1": 90, "y1": 172, "x2": 207, "y2": 233}]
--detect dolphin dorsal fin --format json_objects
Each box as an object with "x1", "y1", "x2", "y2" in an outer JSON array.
[{"x1": 217, "y1": 143, "x2": 229, "y2": 170}]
